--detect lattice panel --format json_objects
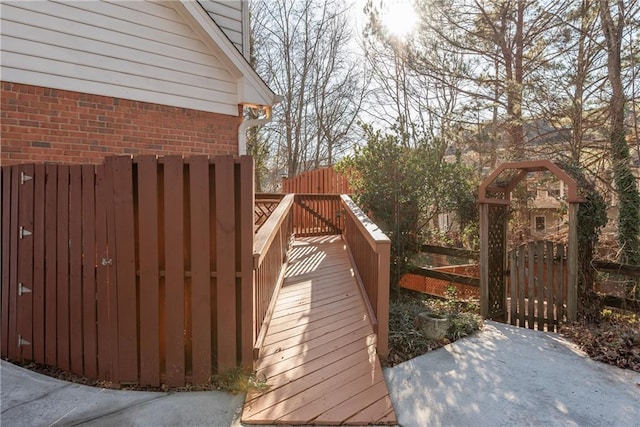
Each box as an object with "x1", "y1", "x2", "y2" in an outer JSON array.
[
  {"x1": 254, "y1": 200, "x2": 280, "y2": 231},
  {"x1": 487, "y1": 204, "x2": 508, "y2": 319}
]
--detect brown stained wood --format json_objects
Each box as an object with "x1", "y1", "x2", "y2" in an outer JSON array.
[
  {"x1": 56, "y1": 165, "x2": 70, "y2": 370},
  {"x1": 188, "y1": 156, "x2": 212, "y2": 385},
  {"x1": 95, "y1": 164, "x2": 112, "y2": 380},
  {"x1": 44, "y1": 165, "x2": 58, "y2": 366},
  {"x1": 215, "y1": 156, "x2": 236, "y2": 370},
  {"x1": 557, "y1": 243, "x2": 565, "y2": 323},
  {"x1": 69, "y1": 165, "x2": 83, "y2": 374},
  {"x1": 545, "y1": 241, "x2": 554, "y2": 332},
  {"x1": 137, "y1": 156, "x2": 160, "y2": 386},
  {"x1": 509, "y1": 250, "x2": 517, "y2": 326},
  {"x1": 17, "y1": 164, "x2": 34, "y2": 362},
  {"x1": 111, "y1": 157, "x2": 138, "y2": 383},
  {"x1": 239, "y1": 156, "x2": 254, "y2": 368},
  {"x1": 517, "y1": 245, "x2": 525, "y2": 327},
  {"x1": 527, "y1": 242, "x2": 535, "y2": 329},
  {"x1": 103, "y1": 159, "x2": 120, "y2": 382},
  {"x1": 163, "y1": 156, "x2": 185, "y2": 386},
  {"x1": 32, "y1": 164, "x2": 46, "y2": 363},
  {"x1": 81, "y1": 165, "x2": 97, "y2": 377},
  {"x1": 243, "y1": 237, "x2": 396, "y2": 426},
  {"x1": 1, "y1": 166, "x2": 10, "y2": 358},
  {"x1": 8, "y1": 166, "x2": 20, "y2": 362},
  {"x1": 536, "y1": 241, "x2": 545, "y2": 330}
]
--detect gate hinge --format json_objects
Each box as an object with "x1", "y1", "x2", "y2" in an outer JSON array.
[
  {"x1": 18, "y1": 283, "x2": 32, "y2": 296},
  {"x1": 19, "y1": 226, "x2": 32, "y2": 239},
  {"x1": 18, "y1": 335, "x2": 30, "y2": 347},
  {"x1": 20, "y1": 171, "x2": 33, "y2": 184}
]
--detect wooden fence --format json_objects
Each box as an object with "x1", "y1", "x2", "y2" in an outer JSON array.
[
  {"x1": 282, "y1": 167, "x2": 351, "y2": 194},
  {"x1": 1, "y1": 155, "x2": 255, "y2": 386}
]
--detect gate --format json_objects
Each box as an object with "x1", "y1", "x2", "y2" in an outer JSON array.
[{"x1": 508, "y1": 241, "x2": 567, "y2": 331}]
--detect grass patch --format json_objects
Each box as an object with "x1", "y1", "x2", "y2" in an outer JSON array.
[
  {"x1": 211, "y1": 367, "x2": 269, "y2": 394},
  {"x1": 387, "y1": 288, "x2": 483, "y2": 366}
]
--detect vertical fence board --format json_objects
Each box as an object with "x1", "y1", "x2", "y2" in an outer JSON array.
[
  {"x1": 215, "y1": 156, "x2": 236, "y2": 370},
  {"x1": 189, "y1": 156, "x2": 212, "y2": 384},
  {"x1": 110, "y1": 157, "x2": 138, "y2": 383},
  {"x1": 18, "y1": 165, "x2": 34, "y2": 361},
  {"x1": 526, "y1": 242, "x2": 535, "y2": 329},
  {"x1": 56, "y1": 165, "x2": 70, "y2": 370},
  {"x1": 1, "y1": 167, "x2": 8, "y2": 358},
  {"x1": 32, "y1": 164, "x2": 46, "y2": 363},
  {"x1": 7, "y1": 166, "x2": 20, "y2": 361},
  {"x1": 82, "y1": 165, "x2": 98, "y2": 378},
  {"x1": 44, "y1": 165, "x2": 58, "y2": 366},
  {"x1": 103, "y1": 160, "x2": 120, "y2": 381},
  {"x1": 69, "y1": 165, "x2": 84, "y2": 373},
  {"x1": 95, "y1": 164, "x2": 111, "y2": 380},
  {"x1": 239, "y1": 156, "x2": 254, "y2": 368},
  {"x1": 536, "y1": 241, "x2": 544, "y2": 330},
  {"x1": 556, "y1": 243, "x2": 565, "y2": 323},
  {"x1": 137, "y1": 156, "x2": 160, "y2": 386},
  {"x1": 545, "y1": 241, "x2": 554, "y2": 332},
  {"x1": 517, "y1": 245, "x2": 525, "y2": 327},
  {"x1": 509, "y1": 250, "x2": 517, "y2": 326},
  {"x1": 164, "y1": 156, "x2": 185, "y2": 386}
]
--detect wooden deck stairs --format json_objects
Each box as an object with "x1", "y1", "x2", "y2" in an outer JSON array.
[{"x1": 242, "y1": 235, "x2": 397, "y2": 425}]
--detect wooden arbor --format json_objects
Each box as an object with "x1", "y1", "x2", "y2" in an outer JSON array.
[{"x1": 478, "y1": 160, "x2": 582, "y2": 323}]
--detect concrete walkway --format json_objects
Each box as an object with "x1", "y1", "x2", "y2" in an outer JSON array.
[
  {"x1": 2, "y1": 321, "x2": 639, "y2": 426},
  {"x1": 385, "y1": 321, "x2": 640, "y2": 427}
]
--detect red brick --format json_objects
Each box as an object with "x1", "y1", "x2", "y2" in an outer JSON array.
[{"x1": 1, "y1": 82, "x2": 241, "y2": 165}]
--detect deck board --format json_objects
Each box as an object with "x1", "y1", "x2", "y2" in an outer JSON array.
[{"x1": 242, "y1": 235, "x2": 397, "y2": 425}]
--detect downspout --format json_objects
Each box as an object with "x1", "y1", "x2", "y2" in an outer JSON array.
[{"x1": 238, "y1": 105, "x2": 272, "y2": 156}]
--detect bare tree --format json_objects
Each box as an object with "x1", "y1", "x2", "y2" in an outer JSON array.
[{"x1": 251, "y1": 0, "x2": 366, "y2": 179}]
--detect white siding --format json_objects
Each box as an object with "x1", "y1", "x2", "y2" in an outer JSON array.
[
  {"x1": 198, "y1": 0, "x2": 248, "y2": 58},
  {"x1": 0, "y1": 0, "x2": 241, "y2": 116}
]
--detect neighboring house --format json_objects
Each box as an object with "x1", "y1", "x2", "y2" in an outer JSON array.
[{"x1": 0, "y1": 0, "x2": 278, "y2": 165}]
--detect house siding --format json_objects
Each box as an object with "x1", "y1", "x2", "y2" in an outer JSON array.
[
  {"x1": 1, "y1": 82, "x2": 241, "y2": 165},
  {"x1": 0, "y1": 0, "x2": 241, "y2": 116},
  {"x1": 198, "y1": 0, "x2": 248, "y2": 58}
]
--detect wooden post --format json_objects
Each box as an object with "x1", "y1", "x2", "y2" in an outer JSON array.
[
  {"x1": 567, "y1": 203, "x2": 578, "y2": 322},
  {"x1": 479, "y1": 203, "x2": 489, "y2": 318}
]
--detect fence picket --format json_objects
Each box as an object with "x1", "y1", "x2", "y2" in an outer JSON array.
[
  {"x1": 526, "y1": 242, "x2": 535, "y2": 329},
  {"x1": 545, "y1": 241, "x2": 554, "y2": 332},
  {"x1": 509, "y1": 250, "x2": 517, "y2": 326},
  {"x1": 33, "y1": 164, "x2": 46, "y2": 363},
  {"x1": 163, "y1": 155, "x2": 186, "y2": 386},
  {"x1": 536, "y1": 241, "x2": 545, "y2": 330},
  {"x1": 81, "y1": 164, "x2": 97, "y2": 377},
  {"x1": 44, "y1": 165, "x2": 58, "y2": 366},
  {"x1": 215, "y1": 156, "x2": 237, "y2": 370},
  {"x1": 69, "y1": 166, "x2": 83, "y2": 374},
  {"x1": 56, "y1": 165, "x2": 70, "y2": 370},
  {"x1": 239, "y1": 156, "x2": 254, "y2": 368},
  {"x1": 1, "y1": 166, "x2": 9, "y2": 358},
  {"x1": 189, "y1": 156, "x2": 212, "y2": 384},
  {"x1": 137, "y1": 155, "x2": 160, "y2": 386}
]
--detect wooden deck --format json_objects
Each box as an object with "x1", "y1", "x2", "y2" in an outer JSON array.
[{"x1": 242, "y1": 235, "x2": 397, "y2": 425}]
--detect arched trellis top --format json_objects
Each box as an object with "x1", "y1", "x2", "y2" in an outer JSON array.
[{"x1": 478, "y1": 159, "x2": 583, "y2": 204}]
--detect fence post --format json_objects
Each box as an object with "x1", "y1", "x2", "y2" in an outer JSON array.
[{"x1": 567, "y1": 203, "x2": 578, "y2": 322}]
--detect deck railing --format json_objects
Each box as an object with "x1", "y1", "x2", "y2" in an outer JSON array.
[
  {"x1": 252, "y1": 194, "x2": 294, "y2": 356},
  {"x1": 293, "y1": 193, "x2": 344, "y2": 236},
  {"x1": 340, "y1": 195, "x2": 391, "y2": 358}
]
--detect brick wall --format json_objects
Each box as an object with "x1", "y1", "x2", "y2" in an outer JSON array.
[{"x1": 1, "y1": 82, "x2": 242, "y2": 165}]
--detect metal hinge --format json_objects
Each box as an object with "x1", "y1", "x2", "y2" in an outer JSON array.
[
  {"x1": 18, "y1": 283, "x2": 32, "y2": 296},
  {"x1": 18, "y1": 335, "x2": 30, "y2": 347},
  {"x1": 19, "y1": 226, "x2": 32, "y2": 239},
  {"x1": 20, "y1": 171, "x2": 32, "y2": 184}
]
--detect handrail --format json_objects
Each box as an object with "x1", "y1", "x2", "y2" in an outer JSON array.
[
  {"x1": 340, "y1": 195, "x2": 390, "y2": 245},
  {"x1": 254, "y1": 194, "x2": 294, "y2": 268}
]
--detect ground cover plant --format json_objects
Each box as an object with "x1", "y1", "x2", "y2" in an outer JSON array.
[
  {"x1": 386, "y1": 287, "x2": 483, "y2": 366},
  {"x1": 561, "y1": 308, "x2": 640, "y2": 372}
]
